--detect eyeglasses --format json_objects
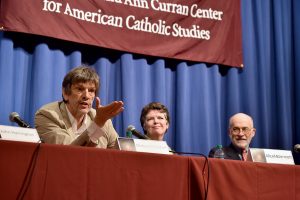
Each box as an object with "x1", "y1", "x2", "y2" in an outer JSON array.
[{"x1": 231, "y1": 127, "x2": 252, "y2": 135}]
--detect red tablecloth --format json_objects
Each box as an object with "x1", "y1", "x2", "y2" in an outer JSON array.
[{"x1": 0, "y1": 140, "x2": 299, "y2": 200}]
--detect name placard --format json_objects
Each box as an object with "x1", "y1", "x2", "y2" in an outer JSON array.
[
  {"x1": 248, "y1": 148, "x2": 294, "y2": 165},
  {"x1": 0, "y1": 125, "x2": 41, "y2": 143},
  {"x1": 117, "y1": 137, "x2": 172, "y2": 155}
]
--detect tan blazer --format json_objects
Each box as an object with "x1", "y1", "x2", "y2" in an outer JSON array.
[{"x1": 35, "y1": 101, "x2": 119, "y2": 149}]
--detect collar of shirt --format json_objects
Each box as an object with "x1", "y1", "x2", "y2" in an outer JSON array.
[{"x1": 65, "y1": 106, "x2": 90, "y2": 136}]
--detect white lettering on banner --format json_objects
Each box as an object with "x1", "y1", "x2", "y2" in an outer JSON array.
[
  {"x1": 41, "y1": 1, "x2": 223, "y2": 40},
  {"x1": 124, "y1": 0, "x2": 149, "y2": 9},
  {"x1": 106, "y1": 0, "x2": 150, "y2": 9},
  {"x1": 172, "y1": 24, "x2": 210, "y2": 40},
  {"x1": 105, "y1": 0, "x2": 223, "y2": 20},
  {"x1": 106, "y1": 0, "x2": 123, "y2": 4},
  {"x1": 63, "y1": 3, "x2": 123, "y2": 27},
  {"x1": 126, "y1": 16, "x2": 171, "y2": 35},
  {"x1": 151, "y1": 0, "x2": 189, "y2": 16},
  {"x1": 43, "y1": 0, "x2": 63, "y2": 13},
  {"x1": 24, "y1": 0, "x2": 242, "y2": 66},
  {"x1": 190, "y1": 5, "x2": 223, "y2": 20},
  {"x1": 126, "y1": 16, "x2": 210, "y2": 39}
]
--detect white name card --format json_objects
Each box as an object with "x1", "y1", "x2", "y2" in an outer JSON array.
[
  {"x1": 117, "y1": 137, "x2": 172, "y2": 155},
  {"x1": 0, "y1": 125, "x2": 41, "y2": 143},
  {"x1": 248, "y1": 148, "x2": 294, "y2": 165}
]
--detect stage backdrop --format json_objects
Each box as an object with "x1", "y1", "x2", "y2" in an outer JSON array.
[{"x1": 0, "y1": 0, "x2": 300, "y2": 157}]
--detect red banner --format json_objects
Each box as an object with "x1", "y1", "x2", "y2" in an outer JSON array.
[{"x1": 0, "y1": 0, "x2": 243, "y2": 67}]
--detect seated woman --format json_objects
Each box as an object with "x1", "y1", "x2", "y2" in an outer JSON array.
[{"x1": 140, "y1": 102, "x2": 170, "y2": 141}]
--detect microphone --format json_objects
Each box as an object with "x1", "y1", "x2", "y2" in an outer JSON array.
[
  {"x1": 9, "y1": 112, "x2": 31, "y2": 128},
  {"x1": 294, "y1": 144, "x2": 300, "y2": 153},
  {"x1": 127, "y1": 125, "x2": 150, "y2": 140}
]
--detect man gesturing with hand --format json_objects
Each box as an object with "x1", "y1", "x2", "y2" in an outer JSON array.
[{"x1": 35, "y1": 65, "x2": 124, "y2": 148}]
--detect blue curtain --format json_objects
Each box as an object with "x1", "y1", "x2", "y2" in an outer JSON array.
[{"x1": 0, "y1": 0, "x2": 299, "y2": 157}]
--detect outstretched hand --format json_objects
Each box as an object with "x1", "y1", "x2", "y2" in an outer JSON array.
[{"x1": 93, "y1": 97, "x2": 124, "y2": 127}]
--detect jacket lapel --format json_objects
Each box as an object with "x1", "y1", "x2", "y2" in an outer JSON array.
[
  {"x1": 59, "y1": 101, "x2": 73, "y2": 136},
  {"x1": 225, "y1": 144, "x2": 242, "y2": 160}
]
